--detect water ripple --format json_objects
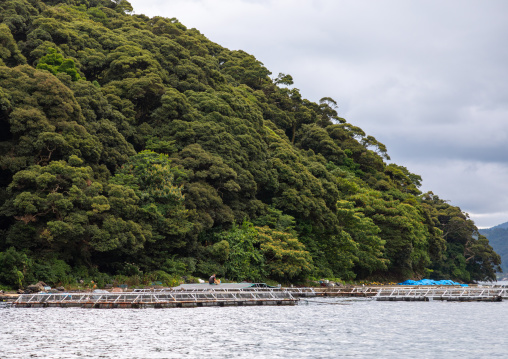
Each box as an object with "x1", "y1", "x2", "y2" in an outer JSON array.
[{"x1": 1, "y1": 299, "x2": 506, "y2": 358}]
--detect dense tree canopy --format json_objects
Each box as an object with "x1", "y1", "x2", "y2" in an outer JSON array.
[{"x1": 0, "y1": 0, "x2": 501, "y2": 288}]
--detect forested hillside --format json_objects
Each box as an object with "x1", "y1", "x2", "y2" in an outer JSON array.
[{"x1": 0, "y1": 0, "x2": 501, "y2": 288}]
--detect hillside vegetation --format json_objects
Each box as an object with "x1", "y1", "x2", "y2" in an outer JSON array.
[{"x1": 0, "y1": 0, "x2": 501, "y2": 288}]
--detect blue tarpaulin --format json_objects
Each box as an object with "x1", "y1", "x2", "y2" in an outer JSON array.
[{"x1": 398, "y1": 279, "x2": 468, "y2": 287}]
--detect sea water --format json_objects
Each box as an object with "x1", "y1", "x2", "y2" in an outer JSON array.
[{"x1": 1, "y1": 297, "x2": 507, "y2": 358}]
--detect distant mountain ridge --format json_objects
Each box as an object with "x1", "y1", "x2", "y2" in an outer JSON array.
[
  {"x1": 489, "y1": 221, "x2": 508, "y2": 230},
  {"x1": 479, "y1": 223, "x2": 508, "y2": 278}
]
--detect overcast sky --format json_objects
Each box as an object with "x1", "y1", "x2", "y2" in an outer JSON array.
[{"x1": 128, "y1": 0, "x2": 508, "y2": 228}]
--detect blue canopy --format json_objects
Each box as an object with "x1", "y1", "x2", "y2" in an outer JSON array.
[{"x1": 398, "y1": 279, "x2": 468, "y2": 287}]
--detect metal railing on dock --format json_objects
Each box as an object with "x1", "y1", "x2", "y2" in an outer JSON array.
[
  {"x1": 9, "y1": 285, "x2": 507, "y2": 308},
  {"x1": 313, "y1": 286, "x2": 380, "y2": 297},
  {"x1": 134, "y1": 286, "x2": 317, "y2": 297},
  {"x1": 373, "y1": 286, "x2": 507, "y2": 301}
]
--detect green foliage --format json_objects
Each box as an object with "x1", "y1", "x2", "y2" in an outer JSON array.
[
  {"x1": 336, "y1": 200, "x2": 388, "y2": 277},
  {"x1": 256, "y1": 226, "x2": 312, "y2": 282},
  {"x1": 207, "y1": 221, "x2": 311, "y2": 283},
  {"x1": 0, "y1": 23, "x2": 27, "y2": 66},
  {"x1": 29, "y1": 257, "x2": 72, "y2": 285},
  {"x1": 220, "y1": 221, "x2": 265, "y2": 281},
  {"x1": 113, "y1": 0, "x2": 133, "y2": 14},
  {"x1": 144, "y1": 270, "x2": 181, "y2": 287},
  {"x1": 350, "y1": 188, "x2": 431, "y2": 279},
  {"x1": 0, "y1": 247, "x2": 29, "y2": 288},
  {"x1": 37, "y1": 47, "x2": 82, "y2": 81},
  {"x1": 0, "y1": 247, "x2": 74, "y2": 287}
]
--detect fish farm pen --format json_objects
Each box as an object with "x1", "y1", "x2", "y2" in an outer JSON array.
[
  {"x1": 14, "y1": 289, "x2": 297, "y2": 308},
  {"x1": 372, "y1": 286, "x2": 508, "y2": 302},
  {"x1": 313, "y1": 285, "x2": 508, "y2": 301},
  {"x1": 7, "y1": 284, "x2": 508, "y2": 308}
]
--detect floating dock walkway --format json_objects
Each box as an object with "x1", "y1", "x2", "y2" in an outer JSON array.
[
  {"x1": 373, "y1": 286, "x2": 507, "y2": 302},
  {"x1": 311, "y1": 285, "x2": 507, "y2": 301},
  {"x1": 14, "y1": 288, "x2": 297, "y2": 308},
  {"x1": 9, "y1": 284, "x2": 507, "y2": 308}
]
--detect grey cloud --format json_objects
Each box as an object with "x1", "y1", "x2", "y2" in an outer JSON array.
[{"x1": 406, "y1": 159, "x2": 508, "y2": 227}]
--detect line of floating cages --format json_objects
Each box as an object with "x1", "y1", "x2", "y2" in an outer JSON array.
[
  {"x1": 318, "y1": 287, "x2": 381, "y2": 297},
  {"x1": 134, "y1": 286, "x2": 317, "y2": 297},
  {"x1": 11, "y1": 285, "x2": 506, "y2": 308},
  {"x1": 134, "y1": 285, "x2": 508, "y2": 299},
  {"x1": 374, "y1": 287, "x2": 507, "y2": 301},
  {"x1": 14, "y1": 290, "x2": 298, "y2": 309}
]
